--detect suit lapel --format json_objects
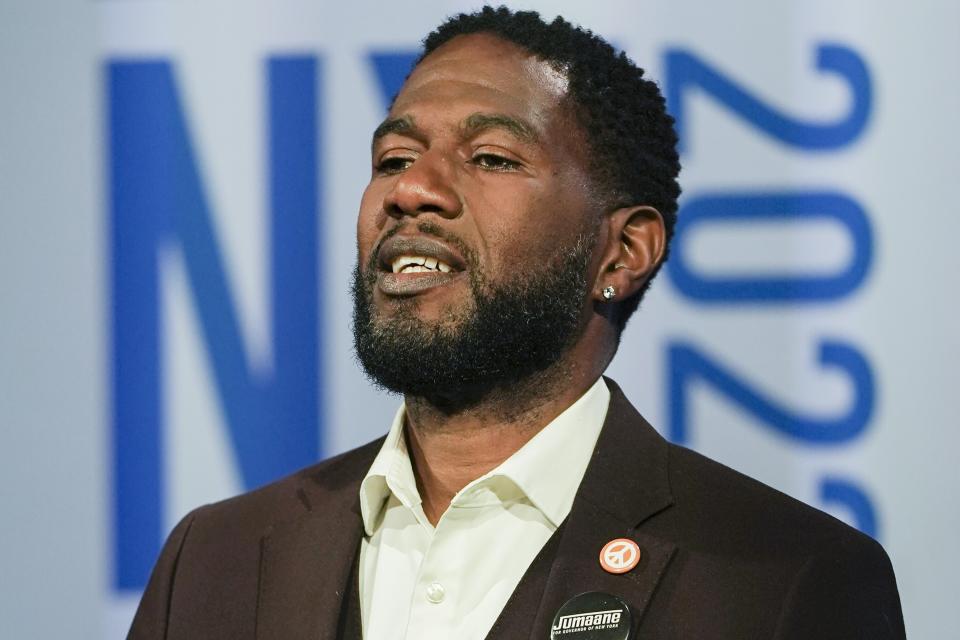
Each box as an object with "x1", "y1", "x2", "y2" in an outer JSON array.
[
  {"x1": 256, "y1": 442, "x2": 381, "y2": 640},
  {"x1": 509, "y1": 379, "x2": 678, "y2": 638},
  {"x1": 527, "y1": 502, "x2": 677, "y2": 638},
  {"x1": 254, "y1": 382, "x2": 673, "y2": 639}
]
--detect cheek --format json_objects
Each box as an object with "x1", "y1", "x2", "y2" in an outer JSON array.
[
  {"x1": 477, "y1": 196, "x2": 577, "y2": 276},
  {"x1": 356, "y1": 184, "x2": 386, "y2": 265}
]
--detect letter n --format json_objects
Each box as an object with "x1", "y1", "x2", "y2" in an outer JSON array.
[{"x1": 108, "y1": 56, "x2": 322, "y2": 591}]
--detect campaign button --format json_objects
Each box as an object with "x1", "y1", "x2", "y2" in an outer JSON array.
[
  {"x1": 599, "y1": 538, "x2": 641, "y2": 574},
  {"x1": 550, "y1": 591, "x2": 632, "y2": 640}
]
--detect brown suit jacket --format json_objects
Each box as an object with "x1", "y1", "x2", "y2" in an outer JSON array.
[{"x1": 128, "y1": 380, "x2": 905, "y2": 639}]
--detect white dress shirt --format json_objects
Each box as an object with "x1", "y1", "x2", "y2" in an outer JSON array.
[{"x1": 357, "y1": 378, "x2": 611, "y2": 640}]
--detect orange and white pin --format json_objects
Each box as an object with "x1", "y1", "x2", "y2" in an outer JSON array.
[{"x1": 599, "y1": 538, "x2": 641, "y2": 574}]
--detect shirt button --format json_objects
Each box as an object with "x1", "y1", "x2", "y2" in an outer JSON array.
[{"x1": 425, "y1": 582, "x2": 446, "y2": 604}]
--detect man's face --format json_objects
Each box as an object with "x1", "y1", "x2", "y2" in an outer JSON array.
[{"x1": 353, "y1": 33, "x2": 602, "y2": 402}]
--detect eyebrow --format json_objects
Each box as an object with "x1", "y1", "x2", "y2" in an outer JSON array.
[
  {"x1": 371, "y1": 112, "x2": 539, "y2": 147},
  {"x1": 461, "y1": 113, "x2": 538, "y2": 144},
  {"x1": 372, "y1": 116, "x2": 417, "y2": 144}
]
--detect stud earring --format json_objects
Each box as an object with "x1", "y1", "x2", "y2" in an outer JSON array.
[{"x1": 602, "y1": 285, "x2": 616, "y2": 301}]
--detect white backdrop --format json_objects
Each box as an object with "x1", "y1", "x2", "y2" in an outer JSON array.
[{"x1": 1, "y1": 1, "x2": 957, "y2": 638}]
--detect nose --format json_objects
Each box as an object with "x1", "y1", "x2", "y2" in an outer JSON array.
[{"x1": 383, "y1": 151, "x2": 462, "y2": 220}]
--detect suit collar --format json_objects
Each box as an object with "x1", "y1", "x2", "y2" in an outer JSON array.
[
  {"x1": 255, "y1": 379, "x2": 676, "y2": 639},
  {"x1": 494, "y1": 378, "x2": 678, "y2": 638},
  {"x1": 578, "y1": 377, "x2": 674, "y2": 528},
  {"x1": 256, "y1": 440, "x2": 381, "y2": 640}
]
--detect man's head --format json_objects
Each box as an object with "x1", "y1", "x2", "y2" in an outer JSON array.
[{"x1": 352, "y1": 7, "x2": 680, "y2": 406}]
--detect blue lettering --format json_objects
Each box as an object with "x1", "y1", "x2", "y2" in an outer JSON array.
[
  {"x1": 109, "y1": 56, "x2": 322, "y2": 590},
  {"x1": 665, "y1": 44, "x2": 872, "y2": 153},
  {"x1": 668, "y1": 191, "x2": 873, "y2": 303},
  {"x1": 368, "y1": 51, "x2": 418, "y2": 109},
  {"x1": 820, "y1": 476, "x2": 879, "y2": 538},
  {"x1": 668, "y1": 340, "x2": 874, "y2": 445}
]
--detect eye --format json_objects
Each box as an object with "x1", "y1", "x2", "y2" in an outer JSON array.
[
  {"x1": 375, "y1": 156, "x2": 414, "y2": 175},
  {"x1": 472, "y1": 153, "x2": 521, "y2": 172}
]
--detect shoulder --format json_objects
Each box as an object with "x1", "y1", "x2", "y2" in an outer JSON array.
[
  {"x1": 664, "y1": 442, "x2": 880, "y2": 557},
  {"x1": 633, "y1": 440, "x2": 903, "y2": 637},
  {"x1": 180, "y1": 436, "x2": 385, "y2": 540},
  {"x1": 602, "y1": 378, "x2": 879, "y2": 558},
  {"x1": 645, "y1": 444, "x2": 904, "y2": 638}
]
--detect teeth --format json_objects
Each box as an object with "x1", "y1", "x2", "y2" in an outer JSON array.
[{"x1": 391, "y1": 254, "x2": 454, "y2": 274}]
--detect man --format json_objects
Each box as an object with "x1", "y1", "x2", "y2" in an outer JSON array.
[{"x1": 129, "y1": 7, "x2": 905, "y2": 639}]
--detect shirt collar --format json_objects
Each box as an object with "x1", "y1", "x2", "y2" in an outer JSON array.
[
  {"x1": 489, "y1": 378, "x2": 610, "y2": 526},
  {"x1": 359, "y1": 404, "x2": 420, "y2": 535},
  {"x1": 358, "y1": 378, "x2": 611, "y2": 534}
]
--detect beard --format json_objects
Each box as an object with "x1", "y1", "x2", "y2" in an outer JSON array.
[{"x1": 351, "y1": 224, "x2": 596, "y2": 409}]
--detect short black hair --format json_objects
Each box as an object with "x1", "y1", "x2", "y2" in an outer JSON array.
[{"x1": 418, "y1": 6, "x2": 681, "y2": 333}]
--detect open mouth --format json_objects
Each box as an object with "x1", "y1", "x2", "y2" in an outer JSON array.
[
  {"x1": 390, "y1": 255, "x2": 455, "y2": 274},
  {"x1": 375, "y1": 234, "x2": 468, "y2": 296}
]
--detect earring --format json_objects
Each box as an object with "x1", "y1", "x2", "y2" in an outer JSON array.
[{"x1": 602, "y1": 285, "x2": 616, "y2": 301}]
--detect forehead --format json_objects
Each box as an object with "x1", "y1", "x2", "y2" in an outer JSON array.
[{"x1": 390, "y1": 33, "x2": 572, "y2": 134}]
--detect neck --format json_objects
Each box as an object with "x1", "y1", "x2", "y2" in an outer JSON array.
[{"x1": 403, "y1": 356, "x2": 603, "y2": 525}]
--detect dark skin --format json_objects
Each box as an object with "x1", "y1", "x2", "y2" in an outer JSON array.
[{"x1": 356, "y1": 33, "x2": 666, "y2": 525}]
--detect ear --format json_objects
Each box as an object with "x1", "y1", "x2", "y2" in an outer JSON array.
[{"x1": 592, "y1": 205, "x2": 666, "y2": 302}]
